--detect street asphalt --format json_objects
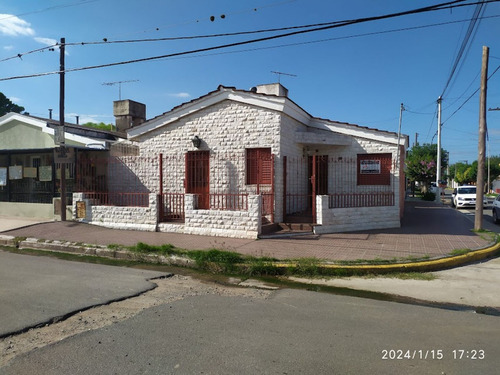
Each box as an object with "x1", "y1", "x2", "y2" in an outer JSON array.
[{"x1": 0, "y1": 250, "x2": 168, "y2": 338}]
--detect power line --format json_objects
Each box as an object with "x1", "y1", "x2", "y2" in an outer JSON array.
[
  {"x1": 0, "y1": 0, "x2": 99, "y2": 21},
  {"x1": 0, "y1": 0, "x2": 495, "y2": 82},
  {"x1": 440, "y1": 0, "x2": 487, "y2": 97},
  {"x1": 442, "y1": 63, "x2": 500, "y2": 125},
  {"x1": 2, "y1": 1, "x2": 499, "y2": 65}
]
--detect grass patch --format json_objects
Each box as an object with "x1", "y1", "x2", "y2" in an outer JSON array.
[
  {"x1": 187, "y1": 249, "x2": 244, "y2": 273},
  {"x1": 335, "y1": 254, "x2": 431, "y2": 266},
  {"x1": 134, "y1": 242, "x2": 177, "y2": 256},
  {"x1": 472, "y1": 230, "x2": 498, "y2": 243},
  {"x1": 363, "y1": 272, "x2": 437, "y2": 281},
  {"x1": 449, "y1": 248, "x2": 471, "y2": 256},
  {"x1": 243, "y1": 258, "x2": 285, "y2": 276},
  {"x1": 13, "y1": 236, "x2": 27, "y2": 246},
  {"x1": 2, "y1": 237, "x2": 473, "y2": 280}
]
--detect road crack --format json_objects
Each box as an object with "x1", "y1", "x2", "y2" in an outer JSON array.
[{"x1": 0, "y1": 275, "x2": 271, "y2": 368}]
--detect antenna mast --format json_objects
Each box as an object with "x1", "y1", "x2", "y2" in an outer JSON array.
[
  {"x1": 102, "y1": 79, "x2": 139, "y2": 100},
  {"x1": 271, "y1": 71, "x2": 297, "y2": 83}
]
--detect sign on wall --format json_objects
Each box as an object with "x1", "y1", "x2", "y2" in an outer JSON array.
[
  {"x1": 360, "y1": 160, "x2": 381, "y2": 174},
  {"x1": 76, "y1": 201, "x2": 86, "y2": 218},
  {"x1": 54, "y1": 125, "x2": 65, "y2": 145},
  {"x1": 24, "y1": 167, "x2": 37, "y2": 178},
  {"x1": 8, "y1": 165, "x2": 22, "y2": 180},
  {"x1": 39, "y1": 166, "x2": 52, "y2": 182},
  {"x1": 0, "y1": 168, "x2": 6, "y2": 186}
]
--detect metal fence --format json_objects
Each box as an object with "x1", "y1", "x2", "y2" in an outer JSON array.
[
  {"x1": 75, "y1": 155, "x2": 152, "y2": 207},
  {"x1": 283, "y1": 155, "x2": 396, "y2": 219},
  {"x1": 158, "y1": 152, "x2": 270, "y2": 221}
]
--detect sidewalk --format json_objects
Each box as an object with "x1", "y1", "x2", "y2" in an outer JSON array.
[
  {"x1": 0, "y1": 200, "x2": 494, "y2": 262},
  {"x1": 1, "y1": 200, "x2": 499, "y2": 309}
]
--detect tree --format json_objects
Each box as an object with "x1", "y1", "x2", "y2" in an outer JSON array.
[
  {"x1": 0, "y1": 92, "x2": 24, "y2": 116},
  {"x1": 450, "y1": 156, "x2": 500, "y2": 190},
  {"x1": 450, "y1": 162, "x2": 474, "y2": 185},
  {"x1": 405, "y1": 143, "x2": 448, "y2": 190},
  {"x1": 82, "y1": 122, "x2": 114, "y2": 131}
]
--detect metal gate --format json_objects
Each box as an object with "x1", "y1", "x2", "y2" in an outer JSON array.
[{"x1": 283, "y1": 155, "x2": 326, "y2": 224}]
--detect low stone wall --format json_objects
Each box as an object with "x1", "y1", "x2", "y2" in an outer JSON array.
[
  {"x1": 314, "y1": 195, "x2": 400, "y2": 234},
  {"x1": 72, "y1": 193, "x2": 158, "y2": 232},
  {"x1": 181, "y1": 194, "x2": 261, "y2": 239},
  {"x1": 73, "y1": 193, "x2": 261, "y2": 239}
]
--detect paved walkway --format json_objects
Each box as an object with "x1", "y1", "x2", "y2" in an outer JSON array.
[{"x1": 0, "y1": 200, "x2": 493, "y2": 261}]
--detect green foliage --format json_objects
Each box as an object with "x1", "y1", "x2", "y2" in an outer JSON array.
[
  {"x1": 405, "y1": 143, "x2": 448, "y2": 187},
  {"x1": 188, "y1": 249, "x2": 244, "y2": 273},
  {"x1": 244, "y1": 259, "x2": 285, "y2": 276},
  {"x1": 449, "y1": 248, "x2": 471, "y2": 256},
  {"x1": 128, "y1": 242, "x2": 177, "y2": 256},
  {"x1": 0, "y1": 92, "x2": 24, "y2": 116},
  {"x1": 451, "y1": 162, "x2": 475, "y2": 185},
  {"x1": 289, "y1": 258, "x2": 321, "y2": 276},
  {"x1": 82, "y1": 121, "x2": 115, "y2": 131},
  {"x1": 421, "y1": 191, "x2": 436, "y2": 201},
  {"x1": 450, "y1": 156, "x2": 500, "y2": 188}
]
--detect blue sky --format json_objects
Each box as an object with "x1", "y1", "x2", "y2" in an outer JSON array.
[{"x1": 1, "y1": 0, "x2": 499, "y2": 164}]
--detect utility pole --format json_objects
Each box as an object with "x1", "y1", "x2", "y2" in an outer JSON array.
[
  {"x1": 436, "y1": 96, "x2": 442, "y2": 203},
  {"x1": 394, "y1": 103, "x2": 405, "y2": 192},
  {"x1": 395, "y1": 103, "x2": 404, "y2": 172},
  {"x1": 59, "y1": 37, "x2": 66, "y2": 221},
  {"x1": 475, "y1": 46, "x2": 489, "y2": 230}
]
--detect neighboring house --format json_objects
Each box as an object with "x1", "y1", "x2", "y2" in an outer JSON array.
[
  {"x1": 0, "y1": 112, "x2": 126, "y2": 219},
  {"x1": 74, "y1": 83, "x2": 408, "y2": 239},
  {"x1": 491, "y1": 179, "x2": 500, "y2": 194}
]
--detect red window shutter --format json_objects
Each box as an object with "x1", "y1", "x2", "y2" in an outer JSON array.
[{"x1": 246, "y1": 148, "x2": 272, "y2": 185}]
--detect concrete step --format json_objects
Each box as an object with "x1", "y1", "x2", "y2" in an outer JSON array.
[{"x1": 277, "y1": 222, "x2": 314, "y2": 232}]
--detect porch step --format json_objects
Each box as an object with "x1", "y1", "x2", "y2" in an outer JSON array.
[
  {"x1": 278, "y1": 222, "x2": 315, "y2": 232},
  {"x1": 260, "y1": 223, "x2": 281, "y2": 235},
  {"x1": 260, "y1": 222, "x2": 315, "y2": 238}
]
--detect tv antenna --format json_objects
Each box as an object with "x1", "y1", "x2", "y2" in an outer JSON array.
[
  {"x1": 102, "y1": 79, "x2": 139, "y2": 100},
  {"x1": 271, "y1": 71, "x2": 297, "y2": 83}
]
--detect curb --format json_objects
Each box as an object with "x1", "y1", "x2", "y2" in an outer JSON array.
[
  {"x1": 1, "y1": 234, "x2": 499, "y2": 274},
  {"x1": 274, "y1": 242, "x2": 500, "y2": 274}
]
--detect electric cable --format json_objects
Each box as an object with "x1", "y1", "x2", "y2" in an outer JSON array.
[
  {"x1": 440, "y1": 0, "x2": 486, "y2": 97},
  {"x1": 2, "y1": 1, "x2": 499, "y2": 65},
  {"x1": 442, "y1": 63, "x2": 500, "y2": 125},
  {"x1": 0, "y1": 0, "x2": 488, "y2": 81}
]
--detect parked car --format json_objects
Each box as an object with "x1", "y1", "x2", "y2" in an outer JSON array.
[
  {"x1": 451, "y1": 186, "x2": 488, "y2": 208},
  {"x1": 430, "y1": 181, "x2": 447, "y2": 194},
  {"x1": 492, "y1": 195, "x2": 500, "y2": 223}
]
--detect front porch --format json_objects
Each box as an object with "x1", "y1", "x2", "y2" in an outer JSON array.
[{"x1": 70, "y1": 150, "x2": 402, "y2": 239}]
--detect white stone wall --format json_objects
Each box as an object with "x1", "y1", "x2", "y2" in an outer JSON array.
[
  {"x1": 72, "y1": 192, "x2": 261, "y2": 239},
  {"x1": 72, "y1": 193, "x2": 158, "y2": 232},
  {"x1": 315, "y1": 195, "x2": 400, "y2": 233},
  {"x1": 133, "y1": 100, "x2": 282, "y2": 196},
  {"x1": 182, "y1": 194, "x2": 261, "y2": 239}
]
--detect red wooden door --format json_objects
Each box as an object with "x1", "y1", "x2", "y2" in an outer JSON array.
[{"x1": 186, "y1": 151, "x2": 210, "y2": 209}]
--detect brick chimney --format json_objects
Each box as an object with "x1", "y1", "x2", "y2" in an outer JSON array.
[{"x1": 113, "y1": 99, "x2": 146, "y2": 132}]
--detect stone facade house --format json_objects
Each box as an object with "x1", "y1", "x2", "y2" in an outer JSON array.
[{"x1": 74, "y1": 83, "x2": 408, "y2": 239}]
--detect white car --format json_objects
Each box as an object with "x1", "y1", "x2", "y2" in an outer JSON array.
[
  {"x1": 451, "y1": 186, "x2": 487, "y2": 208},
  {"x1": 492, "y1": 195, "x2": 500, "y2": 224}
]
